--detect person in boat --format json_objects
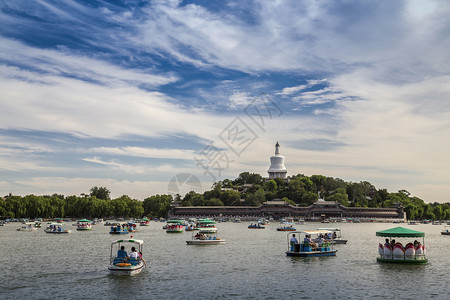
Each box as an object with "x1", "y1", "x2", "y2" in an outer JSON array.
[
  {"x1": 117, "y1": 246, "x2": 127, "y2": 259},
  {"x1": 332, "y1": 232, "x2": 337, "y2": 239},
  {"x1": 303, "y1": 235, "x2": 317, "y2": 249},
  {"x1": 291, "y1": 234, "x2": 298, "y2": 244},
  {"x1": 317, "y1": 235, "x2": 324, "y2": 247},
  {"x1": 128, "y1": 247, "x2": 139, "y2": 259},
  {"x1": 290, "y1": 234, "x2": 298, "y2": 251},
  {"x1": 390, "y1": 239, "x2": 396, "y2": 249}
]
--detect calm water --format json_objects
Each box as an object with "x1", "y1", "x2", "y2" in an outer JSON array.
[{"x1": 1, "y1": 221, "x2": 449, "y2": 299}]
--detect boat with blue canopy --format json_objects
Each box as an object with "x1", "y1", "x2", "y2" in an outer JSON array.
[
  {"x1": 277, "y1": 222, "x2": 296, "y2": 231},
  {"x1": 376, "y1": 227, "x2": 427, "y2": 264},
  {"x1": 44, "y1": 223, "x2": 71, "y2": 234},
  {"x1": 248, "y1": 222, "x2": 265, "y2": 229},
  {"x1": 109, "y1": 223, "x2": 129, "y2": 234}
]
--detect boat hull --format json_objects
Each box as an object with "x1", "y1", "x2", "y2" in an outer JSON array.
[
  {"x1": 441, "y1": 232, "x2": 450, "y2": 235},
  {"x1": 333, "y1": 239, "x2": 348, "y2": 244},
  {"x1": 286, "y1": 250, "x2": 337, "y2": 257},
  {"x1": 377, "y1": 257, "x2": 427, "y2": 264},
  {"x1": 186, "y1": 240, "x2": 225, "y2": 245},
  {"x1": 44, "y1": 230, "x2": 71, "y2": 234},
  {"x1": 108, "y1": 263, "x2": 145, "y2": 276},
  {"x1": 277, "y1": 228, "x2": 296, "y2": 231}
]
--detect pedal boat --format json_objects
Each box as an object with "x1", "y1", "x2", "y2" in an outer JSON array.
[
  {"x1": 139, "y1": 218, "x2": 150, "y2": 226},
  {"x1": 248, "y1": 223, "x2": 265, "y2": 229},
  {"x1": 110, "y1": 223, "x2": 129, "y2": 234},
  {"x1": 76, "y1": 219, "x2": 92, "y2": 231},
  {"x1": 317, "y1": 228, "x2": 348, "y2": 244},
  {"x1": 186, "y1": 229, "x2": 225, "y2": 245},
  {"x1": 277, "y1": 222, "x2": 296, "y2": 231},
  {"x1": 195, "y1": 219, "x2": 217, "y2": 233},
  {"x1": 17, "y1": 222, "x2": 39, "y2": 231},
  {"x1": 286, "y1": 230, "x2": 337, "y2": 257},
  {"x1": 441, "y1": 225, "x2": 450, "y2": 235},
  {"x1": 166, "y1": 220, "x2": 185, "y2": 233},
  {"x1": 108, "y1": 239, "x2": 145, "y2": 276},
  {"x1": 44, "y1": 223, "x2": 71, "y2": 233},
  {"x1": 376, "y1": 227, "x2": 427, "y2": 264}
]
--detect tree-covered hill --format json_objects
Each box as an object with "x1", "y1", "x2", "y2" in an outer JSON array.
[{"x1": 2, "y1": 174, "x2": 450, "y2": 220}]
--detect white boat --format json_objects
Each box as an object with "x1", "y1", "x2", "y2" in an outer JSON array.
[
  {"x1": 76, "y1": 219, "x2": 92, "y2": 231},
  {"x1": 195, "y1": 219, "x2": 217, "y2": 233},
  {"x1": 139, "y1": 218, "x2": 150, "y2": 226},
  {"x1": 317, "y1": 228, "x2": 348, "y2": 244},
  {"x1": 44, "y1": 223, "x2": 71, "y2": 234},
  {"x1": 186, "y1": 229, "x2": 225, "y2": 245},
  {"x1": 165, "y1": 220, "x2": 184, "y2": 233},
  {"x1": 17, "y1": 222, "x2": 38, "y2": 231},
  {"x1": 108, "y1": 239, "x2": 146, "y2": 276},
  {"x1": 376, "y1": 227, "x2": 427, "y2": 264}
]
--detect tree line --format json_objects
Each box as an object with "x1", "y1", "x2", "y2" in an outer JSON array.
[
  {"x1": 0, "y1": 186, "x2": 171, "y2": 219},
  {"x1": 2, "y1": 173, "x2": 450, "y2": 220}
]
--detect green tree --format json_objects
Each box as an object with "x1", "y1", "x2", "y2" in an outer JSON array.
[
  {"x1": 143, "y1": 194, "x2": 172, "y2": 217},
  {"x1": 326, "y1": 188, "x2": 349, "y2": 206},
  {"x1": 89, "y1": 186, "x2": 111, "y2": 200},
  {"x1": 266, "y1": 180, "x2": 278, "y2": 192},
  {"x1": 204, "y1": 198, "x2": 224, "y2": 206},
  {"x1": 219, "y1": 190, "x2": 241, "y2": 206},
  {"x1": 245, "y1": 189, "x2": 265, "y2": 206}
]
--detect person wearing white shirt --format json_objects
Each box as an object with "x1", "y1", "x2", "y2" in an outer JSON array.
[{"x1": 128, "y1": 247, "x2": 139, "y2": 259}]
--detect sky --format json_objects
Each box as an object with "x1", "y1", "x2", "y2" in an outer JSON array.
[{"x1": 1, "y1": 0, "x2": 450, "y2": 203}]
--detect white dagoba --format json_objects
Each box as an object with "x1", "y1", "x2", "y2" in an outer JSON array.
[{"x1": 268, "y1": 142, "x2": 287, "y2": 179}]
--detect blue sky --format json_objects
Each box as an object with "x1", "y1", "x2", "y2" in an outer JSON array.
[{"x1": 1, "y1": 0, "x2": 450, "y2": 202}]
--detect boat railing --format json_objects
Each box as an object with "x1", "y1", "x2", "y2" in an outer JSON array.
[
  {"x1": 379, "y1": 243, "x2": 426, "y2": 261},
  {"x1": 111, "y1": 256, "x2": 142, "y2": 265}
]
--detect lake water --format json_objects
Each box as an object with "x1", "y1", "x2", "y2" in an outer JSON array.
[{"x1": 1, "y1": 221, "x2": 449, "y2": 299}]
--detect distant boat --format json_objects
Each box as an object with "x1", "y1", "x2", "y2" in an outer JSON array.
[
  {"x1": 277, "y1": 222, "x2": 296, "y2": 231},
  {"x1": 17, "y1": 222, "x2": 38, "y2": 232},
  {"x1": 76, "y1": 219, "x2": 92, "y2": 231},
  {"x1": 44, "y1": 223, "x2": 71, "y2": 234},
  {"x1": 317, "y1": 228, "x2": 348, "y2": 244},
  {"x1": 248, "y1": 223, "x2": 265, "y2": 229},
  {"x1": 166, "y1": 220, "x2": 184, "y2": 233},
  {"x1": 186, "y1": 229, "x2": 225, "y2": 245}
]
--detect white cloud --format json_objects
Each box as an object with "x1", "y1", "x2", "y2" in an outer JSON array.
[{"x1": 89, "y1": 147, "x2": 198, "y2": 160}]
